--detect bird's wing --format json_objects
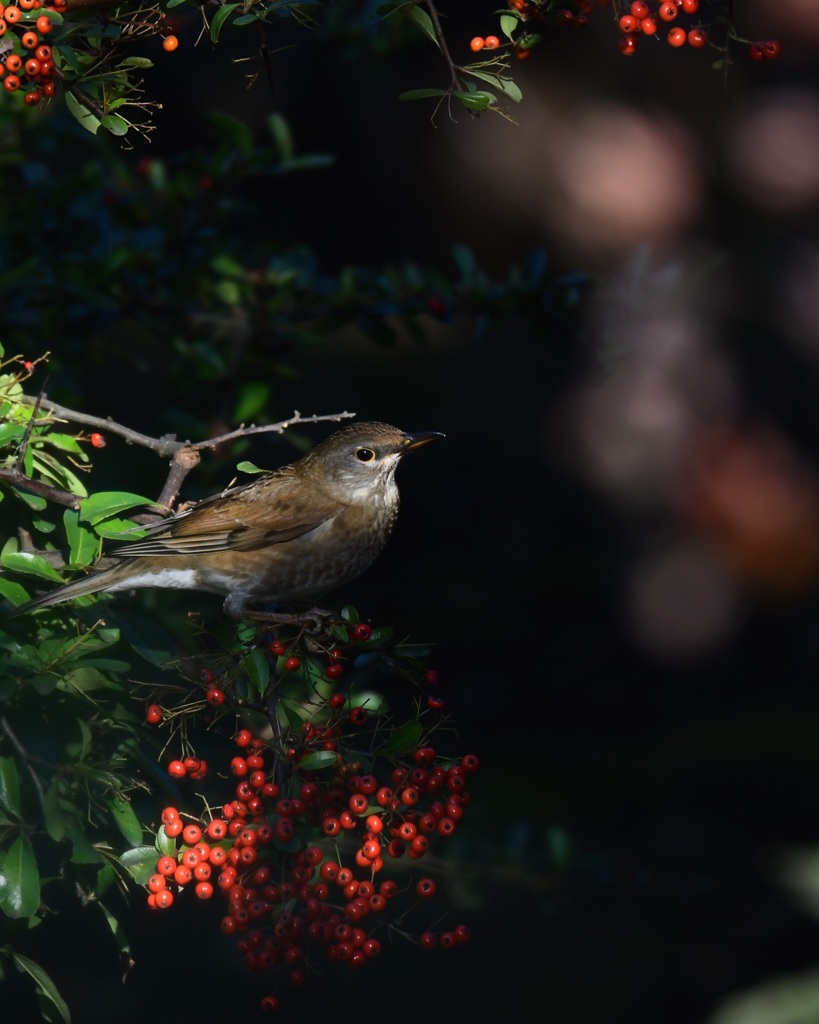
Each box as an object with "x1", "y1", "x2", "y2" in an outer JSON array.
[{"x1": 109, "y1": 468, "x2": 341, "y2": 558}]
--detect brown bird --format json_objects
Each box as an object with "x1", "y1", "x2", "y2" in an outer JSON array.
[{"x1": 13, "y1": 422, "x2": 443, "y2": 619}]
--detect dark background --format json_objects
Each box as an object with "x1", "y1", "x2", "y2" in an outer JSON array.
[{"x1": 8, "y1": 1, "x2": 819, "y2": 1021}]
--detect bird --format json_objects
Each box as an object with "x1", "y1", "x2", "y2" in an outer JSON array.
[{"x1": 12, "y1": 421, "x2": 444, "y2": 619}]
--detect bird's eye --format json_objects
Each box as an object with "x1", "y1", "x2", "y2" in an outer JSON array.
[{"x1": 355, "y1": 447, "x2": 376, "y2": 463}]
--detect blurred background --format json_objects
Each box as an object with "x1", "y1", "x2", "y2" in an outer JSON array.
[{"x1": 7, "y1": 0, "x2": 819, "y2": 1021}]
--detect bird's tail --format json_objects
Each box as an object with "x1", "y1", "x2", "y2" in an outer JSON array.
[{"x1": 9, "y1": 563, "x2": 132, "y2": 617}]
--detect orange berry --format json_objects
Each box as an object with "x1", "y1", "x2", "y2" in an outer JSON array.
[
  {"x1": 484, "y1": 35, "x2": 500, "y2": 49},
  {"x1": 3, "y1": 4, "x2": 20, "y2": 22},
  {"x1": 469, "y1": 36, "x2": 484, "y2": 52},
  {"x1": 21, "y1": 31, "x2": 38, "y2": 48},
  {"x1": 34, "y1": 44, "x2": 50, "y2": 60},
  {"x1": 23, "y1": 87, "x2": 40, "y2": 104},
  {"x1": 640, "y1": 17, "x2": 657, "y2": 34},
  {"x1": 35, "y1": 13, "x2": 50, "y2": 31},
  {"x1": 667, "y1": 25, "x2": 686, "y2": 46},
  {"x1": 18, "y1": 0, "x2": 35, "y2": 9},
  {"x1": 516, "y1": 48, "x2": 531, "y2": 60},
  {"x1": 162, "y1": 34, "x2": 178, "y2": 52},
  {"x1": 0, "y1": 20, "x2": 6, "y2": 37},
  {"x1": 24, "y1": 58, "x2": 40, "y2": 77},
  {"x1": 3, "y1": 73, "x2": 19, "y2": 91},
  {"x1": 6, "y1": 53, "x2": 21, "y2": 71}
]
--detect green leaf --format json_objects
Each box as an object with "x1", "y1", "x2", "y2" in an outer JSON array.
[
  {"x1": 108, "y1": 796, "x2": 143, "y2": 847},
  {"x1": 155, "y1": 825, "x2": 177, "y2": 859},
  {"x1": 11, "y1": 953, "x2": 71, "y2": 1024},
  {"x1": 207, "y1": 110, "x2": 254, "y2": 156},
  {"x1": 64, "y1": 91, "x2": 101, "y2": 136},
  {"x1": 407, "y1": 4, "x2": 439, "y2": 48},
  {"x1": 43, "y1": 781, "x2": 67, "y2": 842},
  {"x1": 210, "y1": 3, "x2": 239, "y2": 42},
  {"x1": 119, "y1": 57, "x2": 154, "y2": 69},
  {"x1": 499, "y1": 12, "x2": 518, "y2": 39},
  {"x1": 101, "y1": 115, "x2": 130, "y2": 138},
  {"x1": 66, "y1": 822, "x2": 101, "y2": 864},
  {"x1": 379, "y1": 719, "x2": 423, "y2": 756},
  {"x1": 244, "y1": 647, "x2": 270, "y2": 699},
  {"x1": 0, "y1": 835, "x2": 41, "y2": 918},
  {"x1": 0, "y1": 755, "x2": 21, "y2": 818},
  {"x1": 114, "y1": 613, "x2": 177, "y2": 668},
  {"x1": 1, "y1": 551, "x2": 65, "y2": 582},
  {"x1": 78, "y1": 492, "x2": 155, "y2": 526},
  {"x1": 235, "y1": 461, "x2": 267, "y2": 475},
  {"x1": 0, "y1": 576, "x2": 31, "y2": 606},
  {"x1": 464, "y1": 68, "x2": 522, "y2": 102},
  {"x1": 268, "y1": 113, "x2": 294, "y2": 161},
  {"x1": 63, "y1": 508, "x2": 100, "y2": 568},
  {"x1": 399, "y1": 88, "x2": 448, "y2": 102},
  {"x1": 454, "y1": 90, "x2": 495, "y2": 111},
  {"x1": 518, "y1": 33, "x2": 542, "y2": 49},
  {"x1": 119, "y1": 846, "x2": 157, "y2": 885},
  {"x1": 234, "y1": 382, "x2": 270, "y2": 422},
  {"x1": 297, "y1": 750, "x2": 339, "y2": 772}
]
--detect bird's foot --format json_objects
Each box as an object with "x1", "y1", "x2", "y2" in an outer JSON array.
[{"x1": 243, "y1": 606, "x2": 337, "y2": 634}]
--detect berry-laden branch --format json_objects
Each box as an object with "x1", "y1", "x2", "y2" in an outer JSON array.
[{"x1": 133, "y1": 607, "x2": 478, "y2": 1015}]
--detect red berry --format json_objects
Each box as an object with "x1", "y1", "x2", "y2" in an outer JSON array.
[
  {"x1": 182, "y1": 823, "x2": 202, "y2": 845},
  {"x1": 681, "y1": 0, "x2": 698, "y2": 11},
  {"x1": 416, "y1": 877, "x2": 436, "y2": 898},
  {"x1": 667, "y1": 26, "x2": 686, "y2": 47},
  {"x1": 206, "y1": 687, "x2": 226, "y2": 706},
  {"x1": 618, "y1": 15, "x2": 639, "y2": 33},
  {"x1": 235, "y1": 729, "x2": 253, "y2": 747},
  {"x1": 167, "y1": 760, "x2": 187, "y2": 778},
  {"x1": 146, "y1": 704, "x2": 162, "y2": 724},
  {"x1": 658, "y1": 1, "x2": 677, "y2": 20},
  {"x1": 325, "y1": 663, "x2": 344, "y2": 680},
  {"x1": 351, "y1": 622, "x2": 372, "y2": 641},
  {"x1": 349, "y1": 706, "x2": 369, "y2": 726},
  {"x1": 687, "y1": 28, "x2": 706, "y2": 48},
  {"x1": 230, "y1": 757, "x2": 248, "y2": 776},
  {"x1": 270, "y1": 639, "x2": 287, "y2": 656},
  {"x1": 285, "y1": 656, "x2": 301, "y2": 672},
  {"x1": 763, "y1": 40, "x2": 781, "y2": 60},
  {"x1": 484, "y1": 35, "x2": 500, "y2": 49},
  {"x1": 469, "y1": 36, "x2": 484, "y2": 52},
  {"x1": 328, "y1": 692, "x2": 345, "y2": 709},
  {"x1": 640, "y1": 17, "x2": 657, "y2": 34},
  {"x1": 630, "y1": 1, "x2": 649, "y2": 16}
]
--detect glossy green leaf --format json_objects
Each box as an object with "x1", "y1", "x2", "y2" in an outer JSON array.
[
  {"x1": 297, "y1": 750, "x2": 340, "y2": 771},
  {"x1": 379, "y1": 719, "x2": 423, "y2": 756},
  {"x1": 454, "y1": 90, "x2": 495, "y2": 111},
  {"x1": 156, "y1": 825, "x2": 177, "y2": 859},
  {"x1": 119, "y1": 846, "x2": 158, "y2": 885},
  {"x1": 1, "y1": 551, "x2": 65, "y2": 582},
  {"x1": 235, "y1": 460, "x2": 267, "y2": 475},
  {"x1": 0, "y1": 576, "x2": 31, "y2": 606},
  {"x1": 66, "y1": 822, "x2": 101, "y2": 864},
  {"x1": 63, "y1": 508, "x2": 100, "y2": 568},
  {"x1": 64, "y1": 91, "x2": 101, "y2": 135},
  {"x1": 78, "y1": 492, "x2": 155, "y2": 526},
  {"x1": 0, "y1": 835, "x2": 41, "y2": 918},
  {"x1": 244, "y1": 647, "x2": 270, "y2": 699},
  {"x1": 108, "y1": 797, "x2": 143, "y2": 847},
  {"x1": 210, "y1": 3, "x2": 239, "y2": 42},
  {"x1": 500, "y1": 12, "x2": 518, "y2": 38},
  {"x1": 101, "y1": 113, "x2": 131, "y2": 137},
  {"x1": 11, "y1": 953, "x2": 71, "y2": 1024},
  {"x1": 0, "y1": 755, "x2": 21, "y2": 818},
  {"x1": 464, "y1": 68, "x2": 522, "y2": 102},
  {"x1": 407, "y1": 4, "x2": 438, "y2": 48}
]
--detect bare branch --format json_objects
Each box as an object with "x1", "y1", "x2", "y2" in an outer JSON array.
[{"x1": 0, "y1": 466, "x2": 82, "y2": 508}]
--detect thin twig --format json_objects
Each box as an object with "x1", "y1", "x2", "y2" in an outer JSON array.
[{"x1": 1, "y1": 715, "x2": 45, "y2": 808}]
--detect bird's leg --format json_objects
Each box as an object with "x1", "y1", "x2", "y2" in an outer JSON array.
[{"x1": 243, "y1": 606, "x2": 337, "y2": 634}]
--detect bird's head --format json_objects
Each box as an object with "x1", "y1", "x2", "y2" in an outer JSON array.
[{"x1": 302, "y1": 422, "x2": 444, "y2": 503}]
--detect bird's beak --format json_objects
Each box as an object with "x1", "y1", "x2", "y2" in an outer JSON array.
[{"x1": 400, "y1": 431, "x2": 445, "y2": 452}]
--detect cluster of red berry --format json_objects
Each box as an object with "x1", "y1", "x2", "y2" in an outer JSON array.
[
  {"x1": 0, "y1": 0, "x2": 62, "y2": 105},
  {"x1": 142, "y1": 614, "x2": 475, "y2": 1013}
]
